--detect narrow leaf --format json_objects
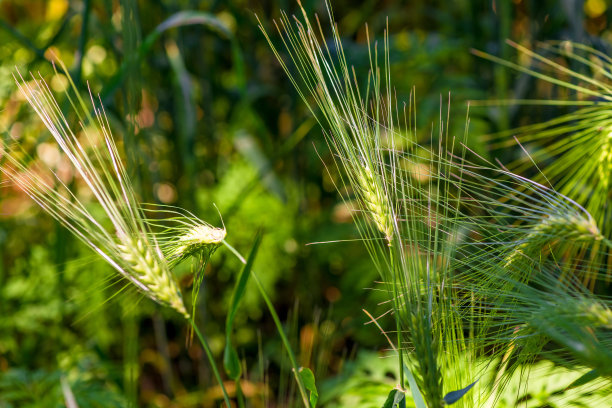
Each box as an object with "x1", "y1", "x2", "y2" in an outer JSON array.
[
  {"x1": 443, "y1": 380, "x2": 478, "y2": 405},
  {"x1": 226, "y1": 233, "x2": 262, "y2": 329},
  {"x1": 298, "y1": 367, "x2": 318, "y2": 408},
  {"x1": 566, "y1": 369, "x2": 599, "y2": 390},
  {"x1": 223, "y1": 232, "x2": 262, "y2": 379},
  {"x1": 102, "y1": 10, "x2": 234, "y2": 103},
  {"x1": 403, "y1": 364, "x2": 427, "y2": 408},
  {"x1": 223, "y1": 343, "x2": 241, "y2": 381},
  {"x1": 155, "y1": 11, "x2": 231, "y2": 38}
]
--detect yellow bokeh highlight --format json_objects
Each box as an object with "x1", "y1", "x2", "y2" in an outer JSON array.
[
  {"x1": 585, "y1": 0, "x2": 607, "y2": 18},
  {"x1": 50, "y1": 74, "x2": 69, "y2": 93},
  {"x1": 46, "y1": 0, "x2": 69, "y2": 20},
  {"x1": 86, "y1": 45, "x2": 107, "y2": 65}
]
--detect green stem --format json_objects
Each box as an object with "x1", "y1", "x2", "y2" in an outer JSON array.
[
  {"x1": 390, "y1": 242, "x2": 405, "y2": 391},
  {"x1": 187, "y1": 317, "x2": 232, "y2": 408},
  {"x1": 73, "y1": 0, "x2": 91, "y2": 85},
  {"x1": 395, "y1": 303, "x2": 405, "y2": 389},
  {"x1": 223, "y1": 241, "x2": 311, "y2": 408}
]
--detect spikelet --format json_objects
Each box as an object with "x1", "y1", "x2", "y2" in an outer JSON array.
[
  {"x1": 1, "y1": 69, "x2": 187, "y2": 317},
  {"x1": 355, "y1": 165, "x2": 394, "y2": 244},
  {"x1": 569, "y1": 300, "x2": 612, "y2": 329},
  {"x1": 116, "y1": 236, "x2": 186, "y2": 314},
  {"x1": 173, "y1": 224, "x2": 225, "y2": 257},
  {"x1": 147, "y1": 206, "x2": 226, "y2": 266},
  {"x1": 504, "y1": 212, "x2": 604, "y2": 269},
  {"x1": 143, "y1": 205, "x2": 226, "y2": 322}
]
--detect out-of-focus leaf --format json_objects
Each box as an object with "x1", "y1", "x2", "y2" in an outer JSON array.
[
  {"x1": 298, "y1": 367, "x2": 319, "y2": 408},
  {"x1": 443, "y1": 380, "x2": 478, "y2": 405},
  {"x1": 382, "y1": 389, "x2": 406, "y2": 408},
  {"x1": 102, "y1": 10, "x2": 233, "y2": 102},
  {"x1": 403, "y1": 364, "x2": 426, "y2": 408},
  {"x1": 233, "y1": 131, "x2": 286, "y2": 202},
  {"x1": 565, "y1": 369, "x2": 599, "y2": 390}
]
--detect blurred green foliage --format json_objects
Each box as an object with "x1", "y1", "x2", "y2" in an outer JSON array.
[{"x1": 2, "y1": 0, "x2": 612, "y2": 406}]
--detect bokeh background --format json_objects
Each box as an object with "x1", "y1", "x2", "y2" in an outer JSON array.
[{"x1": 1, "y1": 0, "x2": 611, "y2": 407}]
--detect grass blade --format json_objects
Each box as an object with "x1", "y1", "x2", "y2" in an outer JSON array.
[
  {"x1": 224, "y1": 232, "x2": 262, "y2": 380},
  {"x1": 403, "y1": 364, "x2": 426, "y2": 408}
]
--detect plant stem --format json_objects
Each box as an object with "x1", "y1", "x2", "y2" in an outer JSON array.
[
  {"x1": 223, "y1": 241, "x2": 311, "y2": 407},
  {"x1": 395, "y1": 304, "x2": 405, "y2": 389},
  {"x1": 187, "y1": 317, "x2": 232, "y2": 408},
  {"x1": 252, "y1": 273, "x2": 311, "y2": 407},
  {"x1": 390, "y1": 246, "x2": 406, "y2": 391}
]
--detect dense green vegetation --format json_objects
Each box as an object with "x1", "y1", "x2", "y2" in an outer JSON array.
[{"x1": 1, "y1": 1, "x2": 612, "y2": 407}]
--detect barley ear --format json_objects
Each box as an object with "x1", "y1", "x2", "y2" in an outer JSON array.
[
  {"x1": 3, "y1": 67, "x2": 188, "y2": 317},
  {"x1": 504, "y1": 212, "x2": 605, "y2": 269},
  {"x1": 355, "y1": 165, "x2": 394, "y2": 244},
  {"x1": 118, "y1": 236, "x2": 188, "y2": 317}
]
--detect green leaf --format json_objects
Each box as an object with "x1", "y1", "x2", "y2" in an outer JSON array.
[
  {"x1": 382, "y1": 389, "x2": 406, "y2": 408},
  {"x1": 223, "y1": 343, "x2": 241, "y2": 381},
  {"x1": 145, "y1": 11, "x2": 232, "y2": 58},
  {"x1": 443, "y1": 380, "x2": 478, "y2": 405},
  {"x1": 566, "y1": 369, "x2": 599, "y2": 390},
  {"x1": 403, "y1": 364, "x2": 427, "y2": 408},
  {"x1": 223, "y1": 232, "x2": 262, "y2": 379},
  {"x1": 298, "y1": 367, "x2": 318, "y2": 408},
  {"x1": 102, "y1": 10, "x2": 234, "y2": 103}
]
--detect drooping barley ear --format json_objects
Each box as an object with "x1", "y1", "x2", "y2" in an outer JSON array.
[
  {"x1": 144, "y1": 205, "x2": 226, "y2": 265},
  {"x1": 144, "y1": 205, "x2": 226, "y2": 321},
  {"x1": 504, "y1": 212, "x2": 606, "y2": 270},
  {"x1": 117, "y1": 236, "x2": 187, "y2": 315},
  {"x1": 1, "y1": 67, "x2": 187, "y2": 317},
  {"x1": 570, "y1": 300, "x2": 612, "y2": 329},
  {"x1": 165, "y1": 224, "x2": 226, "y2": 266},
  {"x1": 475, "y1": 42, "x2": 612, "y2": 282}
]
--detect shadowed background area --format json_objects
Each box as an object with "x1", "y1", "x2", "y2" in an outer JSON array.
[{"x1": 1, "y1": 0, "x2": 611, "y2": 407}]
